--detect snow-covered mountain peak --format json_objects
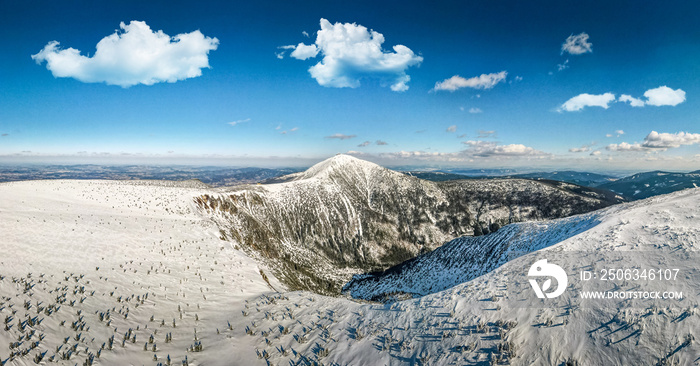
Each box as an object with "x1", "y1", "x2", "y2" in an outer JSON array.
[{"x1": 282, "y1": 153, "x2": 400, "y2": 183}]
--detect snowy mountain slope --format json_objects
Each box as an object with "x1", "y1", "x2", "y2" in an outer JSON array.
[
  {"x1": 240, "y1": 188, "x2": 700, "y2": 366},
  {"x1": 0, "y1": 180, "x2": 282, "y2": 366},
  {"x1": 343, "y1": 212, "x2": 603, "y2": 301},
  {"x1": 196, "y1": 154, "x2": 618, "y2": 295}
]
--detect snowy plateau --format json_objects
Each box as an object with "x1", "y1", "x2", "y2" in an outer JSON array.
[{"x1": 0, "y1": 154, "x2": 698, "y2": 366}]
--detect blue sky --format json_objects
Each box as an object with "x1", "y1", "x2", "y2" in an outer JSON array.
[{"x1": 1, "y1": 0, "x2": 699, "y2": 172}]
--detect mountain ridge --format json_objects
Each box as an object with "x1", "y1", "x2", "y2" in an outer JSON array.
[{"x1": 196, "y1": 154, "x2": 622, "y2": 294}]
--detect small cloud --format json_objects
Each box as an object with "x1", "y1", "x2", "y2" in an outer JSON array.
[
  {"x1": 457, "y1": 134, "x2": 467, "y2": 138},
  {"x1": 415, "y1": 129, "x2": 426, "y2": 134},
  {"x1": 326, "y1": 133, "x2": 356, "y2": 140},
  {"x1": 275, "y1": 124, "x2": 282, "y2": 130},
  {"x1": 606, "y1": 134, "x2": 612, "y2": 138},
  {"x1": 290, "y1": 43, "x2": 319, "y2": 60},
  {"x1": 1, "y1": 133, "x2": 8, "y2": 137},
  {"x1": 469, "y1": 107, "x2": 482, "y2": 114},
  {"x1": 569, "y1": 145, "x2": 590, "y2": 153},
  {"x1": 358, "y1": 141, "x2": 371, "y2": 147},
  {"x1": 615, "y1": 129, "x2": 625, "y2": 136},
  {"x1": 227, "y1": 118, "x2": 251, "y2": 126},
  {"x1": 376, "y1": 140, "x2": 388, "y2": 145},
  {"x1": 462, "y1": 140, "x2": 547, "y2": 157},
  {"x1": 167, "y1": 150, "x2": 174, "y2": 154},
  {"x1": 590, "y1": 150, "x2": 601, "y2": 156},
  {"x1": 302, "y1": 31, "x2": 310, "y2": 38},
  {"x1": 559, "y1": 93, "x2": 615, "y2": 112},
  {"x1": 476, "y1": 130, "x2": 497, "y2": 138},
  {"x1": 280, "y1": 127, "x2": 299, "y2": 135},
  {"x1": 432, "y1": 71, "x2": 507, "y2": 92},
  {"x1": 557, "y1": 59, "x2": 569, "y2": 71},
  {"x1": 32, "y1": 21, "x2": 219, "y2": 87},
  {"x1": 561, "y1": 32, "x2": 592, "y2": 55},
  {"x1": 446, "y1": 125, "x2": 457, "y2": 133},
  {"x1": 514, "y1": 76, "x2": 523, "y2": 82},
  {"x1": 643, "y1": 86, "x2": 686, "y2": 106}
]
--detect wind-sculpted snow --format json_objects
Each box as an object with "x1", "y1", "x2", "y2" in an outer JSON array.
[
  {"x1": 343, "y1": 213, "x2": 602, "y2": 301},
  {"x1": 196, "y1": 154, "x2": 619, "y2": 294}
]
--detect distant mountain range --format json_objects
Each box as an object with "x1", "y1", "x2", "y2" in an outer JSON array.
[
  {"x1": 404, "y1": 169, "x2": 700, "y2": 201},
  {"x1": 596, "y1": 170, "x2": 700, "y2": 200},
  {"x1": 0, "y1": 164, "x2": 300, "y2": 186}
]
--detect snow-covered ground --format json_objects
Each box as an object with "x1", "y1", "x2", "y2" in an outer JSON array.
[
  {"x1": 0, "y1": 180, "x2": 282, "y2": 366},
  {"x1": 1, "y1": 179, "x2": 699, "y2": 365}
]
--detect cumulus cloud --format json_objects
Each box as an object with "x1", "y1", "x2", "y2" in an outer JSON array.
[
  {"x1": 469, "y1": 107, "x2": 483, "y2": 114},
  {"x1": 617, "y1": 87, "x2": 685, "y2": 107},
  {"x1": 590, "y1": 150, "x2": 601, "y2": 156},
  {"x1": 618, "y1": 94, "x2": 645, "y2": 107},
  {"x1": 326, "y1": 133, "x2": 356, "y2": 140},
  {"x1": 462, "y1": 140, "x2": 547, "y2": 157},
  {"x1": 31, "y1": 21, "x2": 219, "y2": 87},
  {"x1": 615, "y1": 130, "x2": 625, "y2": 135},
  {"x1": 644, "y1": 86, "x2": 686, "y2": 106},
  {"x1": 432, "y1": 71, "x2": 507, "y2": 92},
  {"x1": 285, "y1": 19, "x2": 422, "y2": 92},
  {"x1": 446, "y1": 125, "x2": 457, "y2": 133},
  {"x1": 607, "y1": 131, "x2": 700, "y2": 152},
  {"x1": 561, "y1": 33, "x2": 592, "y2": 55},
  {"x1": 227, "y1": 118, "x2": 251, "y2": 126},
  {"x1": 560, "y1": 93, "x2": 615, "y2": 112},
  {"x1": 290, "y1": 43, "x2": 319, "y2": 60}
]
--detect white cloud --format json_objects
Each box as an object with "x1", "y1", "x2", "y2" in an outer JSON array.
[
  {"x1": 432, "y1": 71, "x2": 507, "y2": 92},
  {"x1": 560, "y1": 93, "x2": 615, "y2": 112},
  {"x1": 569, "y1": 146, "x2": 590, "y2": 153},
  {"x1": 561, "y1": 32, "x2": 592, "y2": 55},
  {"x1": 446, "y1": 125, "x2": 457, "y2": 133},
  {"x1": 31, "y1": 21, "x2": 219, "y2": 87},
  {"x1": 605, "y1": 142, "x2": 647, "y2": 152},
  {"x1": 290, "y1": 43, "x2": 319, "y2": 60},
  {"x1": 618, "y1": 94, "x2": 645, "y2": 107},
  {"x1": 376, "y1": 140, "x2": 388, "y2": 146},
  {"x1": 590, "y1": 150, "x2": 601, "y2": 156},
  {"x1": 462, "y1": 140, "x2": 547, "y2": 157},
  {"x1": 643, "y1": 86, "x2": 686, "y2": 106},
  {"x1": 615, "y1": 130, "x2": 625, "y2": 135},
  {"x1": 302, "y1": 31, "x2": 310, "y2": 38},
  {"x1": 228, "y1": 118, "x2": 251, "y2": 126},
  {"x1": 607, "y1": 131, "x2": 700, "y2": 152},
  {"x1": 280, "y1": 127, "x2": 299, "y2": 135},
  {"x1": 641, "y1": 131, "x2": 700, "y2": 149},
  {"x1": 325, "y1": 133, "x2": 357, "y2": 140},
  {"x1": 469, "y1": 107, "x2": 483, "y2": 114},
  {"x1": 357, "y1": 141, "x2": 371, "y2": 147},
  {"x1": 288, "y1": 19, "x2": 422, "y2": 92}
]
